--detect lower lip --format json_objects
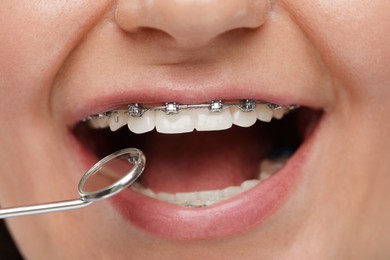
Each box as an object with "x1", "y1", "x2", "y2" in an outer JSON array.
[{"x1": 104, "y1": 117, "x2": 322, "y2": 240}]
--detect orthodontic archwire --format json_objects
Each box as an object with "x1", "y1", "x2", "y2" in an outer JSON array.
[{"x1": 83, "y1": 99, "x2": 300, "y2": 122}]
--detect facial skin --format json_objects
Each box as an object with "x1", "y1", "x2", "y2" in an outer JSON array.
[{"x1": 1, "y1": 0, "x2": 390, "y2": 259}]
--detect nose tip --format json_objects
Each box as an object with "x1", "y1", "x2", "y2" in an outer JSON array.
[{"x1": 115, "y1": 0, "x2": 270, "y2": 49}]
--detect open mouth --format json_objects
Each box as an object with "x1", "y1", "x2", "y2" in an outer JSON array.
[{"x1": 73, "y1": 99, "x2": 321, "y2": 239}]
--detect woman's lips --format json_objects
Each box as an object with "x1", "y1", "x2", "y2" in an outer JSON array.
[
  {"x1": 94, "y1": 111, "x2": 322, "y2": 240},
  {"x1": 68, "y1": 81, "x2": 323, "y2": 240}
]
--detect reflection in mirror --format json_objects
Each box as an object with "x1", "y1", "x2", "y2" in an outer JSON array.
[{"x1": 81, "y1": 154, "x2": 136, "y2": 193}]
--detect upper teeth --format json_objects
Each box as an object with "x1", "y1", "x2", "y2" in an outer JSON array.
[{"x1": 85, "y1": 100, "x2": 298, "y2": 134}]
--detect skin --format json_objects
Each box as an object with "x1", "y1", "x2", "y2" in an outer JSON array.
[{"x1": 1, "y1": 0, "x2": 390, "y2": 259}]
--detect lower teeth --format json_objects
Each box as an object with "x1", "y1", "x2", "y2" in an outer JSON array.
[{"x1": 130, "y1": 156, "x2": 288, "y2": 208}]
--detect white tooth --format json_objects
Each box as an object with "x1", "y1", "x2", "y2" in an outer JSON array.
[
  {"x1": 109, "y1": 111, "x2": 128, "y2": 131},
  {"x1": 231, "y1": 107, "x2": 257, "y2": 127},
  {"x1": 259, "y1": 171, "x2": 273, "y2": 180},
  {"x1": 241, "y1": 179, "x2": 260, "y2": 190},
  {"x1": 89, "y1": 117, "x2": 109, "y2": 128},
  {"x1": 130, "y1": 182, "x2": 142, "y2": 191},
  {"x1": 273, "y1": 107, "x2": 288, "y2": 120},
  {"x1": 256, "y1": 104, "x2": 273, "y2": 122},
  {"x1": 128, "y1": 111, "x2": 155, "y2": 134},
  {"x1": 195, "y1": 108, "x2": 232, "y2": 131},
  {"x1": 195, "y1": 190, "x2": 222, "y2": 206},
  {"x1": 155, "y1": 110, "x2": 195, "y2": 134},
  {"x1": 156, "y1": 192, "x2": 176, "y2": 203},
  {"x1": 260, "y1": 159, "x2": 286, "y2": 174},
  {"x1": 196, "y1": 190, "x2": 218, "y2": 201},
  {"x1": 141, "y1": 188, "x2": 156, "y2": 198},
  {"x1": 222, "y1": 186, "x2": 242, "y2": 199},
  {"x1": 175, "y1": 192, "x2": 198, "y2": 206}
]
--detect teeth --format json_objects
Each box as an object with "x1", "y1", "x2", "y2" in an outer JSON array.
[
  {"x1": 109, "y1": 111, "x2": 128, "y2": 131},
  {"x1": 155, "y1": 192, "x2": 176, "y2": 203},
  {"x1": 174, "y1": 192, "x2": 199, "y2": 206},
  {"x1": 85, "y1": 100, "x2": 297, "y2": 133},
  {"x1": 256, "y1": 103, "x2": 273, "y2": 122},
  {"x1": 130, "y1": 157, "x2": 287, "y2": 207},
  {"x1": 155, "y1": 110, "x2": 195, "y2": 134},
  {"x1": 259, "y1": 157, "x2": 287, "y2": 180},
  {"x1": 195, "y1": 191, "x2": 222, "y2": 207},
  {"x1": 128, "y1": 111, "x2": 155, "y2": 134},
  {"x1": 221, "y1": 186, "x2": 243, "y2": 198},
  {"x1": 240, "y1": 179, "x2": 260, "y2": 189},
  {"x1": 231, "y1": 107, "x2": 257, "y2": 127},
  {"x1": 89, "y1": 115, "x2": 109, "y2": 128},
  {"x1": 273, "y1": 107, "x2": 289, "y2": 120},
  {"x1": 195, "y1": 108, "x2": 232, "y2": 131}
]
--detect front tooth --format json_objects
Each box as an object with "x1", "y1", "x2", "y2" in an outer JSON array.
[
  {"x1": 175, "y1": 192, "x2": 198, "y2": 206},
  {"x1": 155, "y1": 110, "x2": 195, "y2": 134},
  {"x1": 195, "y1": 108, "x2": 232, "y2": 131},
  {"x1": 155, "y1": 192, "x2": 176, "y2": 203},
  {"x1": 128, "y1": 111, "x2": 155, "y2": 134},
  {"x1": 256, "y1": 103, "x2": 273, "y2": 122},
  {"x1": 196, "y1": 190, "x2": 217, "y2": 201},
  {"x1": 109, "y1": 111, "x2": 128, "y2": 131},
  {"x1": 196, "y1": 190, "x2": 222, "y2": 206},
  {"x1": 231, "y1": 107, "x2": 257, "y2": 127}
]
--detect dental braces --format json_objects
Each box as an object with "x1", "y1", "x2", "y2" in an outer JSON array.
[{"x1": 83, "y1": 100, "x2": 299, "y2": 121}]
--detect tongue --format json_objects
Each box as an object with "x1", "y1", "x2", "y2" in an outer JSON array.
[{"x1": 138, "y1": 125, "x2": 272, "y2": 193}]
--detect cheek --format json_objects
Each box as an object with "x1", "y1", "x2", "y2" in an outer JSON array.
[
  {"x1": 284, "y1": 0, "x2": 390, "y2": 104},
  {"x1": 0, "y1": 1, "x2": 110, "y2": 120}
]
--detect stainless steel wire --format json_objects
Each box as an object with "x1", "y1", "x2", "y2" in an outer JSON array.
[{"x1": 0, "y1": 148, "x2": 145, "y2": 219}]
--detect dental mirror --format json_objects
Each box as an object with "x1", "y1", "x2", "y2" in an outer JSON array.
[{"x1": 0, "y1": 148, "x2": 145, "y2": 219}]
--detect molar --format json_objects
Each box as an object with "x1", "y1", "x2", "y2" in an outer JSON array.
[{"x1": 258, "y1": 157, "x2": 287, "y2": 179}]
